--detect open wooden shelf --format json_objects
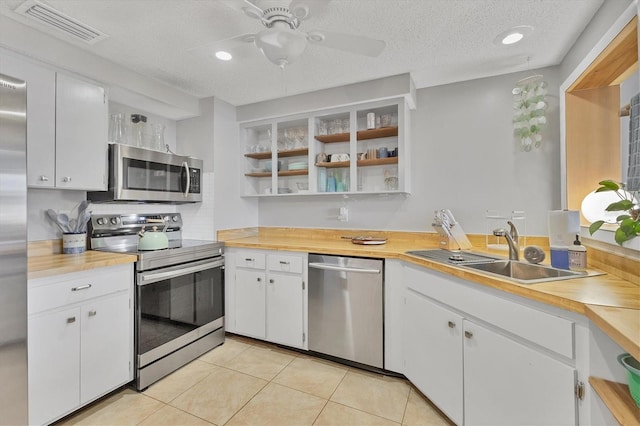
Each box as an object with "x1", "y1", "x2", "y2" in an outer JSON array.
[
  {"x1": 245, "y1": 170, "x2": 308, "y2": 178},
  {"x1": 316, "y1": 161, "x2": 349, "y2": 168},
  {"x1": 357, "y1": 157, "x2": 398, "y2": 166},
  {"x1": 589, "y1": 377, "x2": 640, "y2": 425},
  {"x1": 245, "y1": 148, "x2": 308, "y2": 160},
  {"x1": 315, "y1": 133, "x2": 350, "y2": 143},
  {"x1": 314, "y1": 126, "x2": 399, "y2": 143},
  {"x1": 278, "y1": 148, "x2": 308, "y2": 158},
  {"x1": 316, "y1": 157, "x2": 398, "y2": 169},
  {"x1": 357, "y1": 126, "x2": 398, "y2": 141},
  {"x1": 244, "y1": 151, "x2": 271, "y2": 160}
]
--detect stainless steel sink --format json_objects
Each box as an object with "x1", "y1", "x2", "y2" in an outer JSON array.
[
  {"x1": 461, "y1": 260, "x2": 601, "y2": 284},
  {"x1": 406, "y1": 249, "x2": 502, "y2": 265},
  {"x1": 406, "y1": 249, "x2": 604, "y2": 284}
]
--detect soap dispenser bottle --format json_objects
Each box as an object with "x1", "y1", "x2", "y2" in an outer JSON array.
[{"x1": 568, "y1": 234, "x2": 587, "y2": 272}]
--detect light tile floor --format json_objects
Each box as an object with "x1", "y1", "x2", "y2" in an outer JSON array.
[{"x1": 57, "y1": 335, "x2": 452, "y2": 426}]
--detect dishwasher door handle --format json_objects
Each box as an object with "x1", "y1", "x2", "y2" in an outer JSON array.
[{"x1": 308, "y1": 262, "x2": 380, "y2": 274}]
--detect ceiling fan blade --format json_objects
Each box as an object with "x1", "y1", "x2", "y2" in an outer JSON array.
[
  {"x1": 306, "y1": 30, "x2": 385, "y2": 57},
  {"x1": 187, "y1": 33, "x2": 258, "y2": 63},
  {"x1": 219, "y1": 0, "x2": 264, "y2": 20},
  {"x1": 288, "y1": 0, "x2": 330, "y2": 20}
]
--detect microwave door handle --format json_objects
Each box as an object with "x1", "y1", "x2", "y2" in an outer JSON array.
[{"x1": 182, "y1": 161, "x2": 190, "y2": 197}]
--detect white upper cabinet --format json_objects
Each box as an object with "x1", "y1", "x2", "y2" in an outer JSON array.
[
  {"x1": 0, "y1": 51, "x2": 108, "y2": 190},
  {"x1": 240, "y1": 98, "x2": 410, "y2": 196},
  {"x1": 0, "y1": 53, "x2": 56, "y2": 187},
  {"x1": 55, "y1": 73, "x2": 107, "y2": 190}
]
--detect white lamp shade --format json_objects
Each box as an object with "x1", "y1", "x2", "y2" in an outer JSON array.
[
  {"x1": 581, "y1": 190, "x2": 637, "y2": 223},
  {"x1": 255, "y1": 27, "x2": 307, "y2": 67}
]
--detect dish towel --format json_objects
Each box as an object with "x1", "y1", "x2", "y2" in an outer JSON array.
[{"x1": 628, "y1": 92, "x2": 640, "y2": 192}]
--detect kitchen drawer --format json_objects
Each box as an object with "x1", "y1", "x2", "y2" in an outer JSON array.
[
  {"x1": 268, "y1": 254, "x2": 303, "y2": 274},
  {"x1": 28, "y1": 264, "x2": 131, "y2": 315},
  {"x1": 236, "y1": 252, "x2": 266, "y2": 270}
]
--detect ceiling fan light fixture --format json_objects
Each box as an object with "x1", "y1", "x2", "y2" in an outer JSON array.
[
  {"x1": 215, "y1": 50, "x2": 233, "y2": 61},
  {"x1": 255, "y1": 26, "x2": 307, "y2": 67}
]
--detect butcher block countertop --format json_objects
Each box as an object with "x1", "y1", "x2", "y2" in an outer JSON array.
[
  {"x1": 220, "y1": 227, "x2": 640, "y2": 359},
  {"x1": 28, "y1": 240, "x2": 137, "y2": 280}
]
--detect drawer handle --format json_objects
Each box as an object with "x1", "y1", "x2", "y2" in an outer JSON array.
[
  {"x1": 279, "y1": 261, "x2": 290, "y2": 265},
  {"x1": 67, "y1": 317, "x2": 76, "y2": 324},
  {"x1": 448, "y1": 321, "x2": 456, "y2": 329},
  {"x1": 71, "y1": 284, "x2": 92, "y2": 291},
  {"x1": 40, "y1": 175, "x2": 49, "y2": 182},
  {"x1": 88, "y1": 310, "x2": 97, "y2": 317},
  {"x1": 245, "y1": 258, "x2": 254, "y2": 262},
  {"x1": 464, "y1": 331, "x2": 473, "y2": 339},
  {"x1": 62, "y1": 176, "x2": 72, "y2": 183}
]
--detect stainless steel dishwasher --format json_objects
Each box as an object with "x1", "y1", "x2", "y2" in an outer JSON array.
[{"x1": 308, "y1": 254, "x2": 383, "y2": 369}]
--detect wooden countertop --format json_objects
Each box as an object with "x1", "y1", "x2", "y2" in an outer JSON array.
[
  {"x1": 28, "y1": 241, "x2": 137, "y2": 280},
  {"x1": 221, "y1": 228, "x2": 640, "y2": 359},
  {"x1": 586, "y1": 305, "x2": 640, "y2": 361}
]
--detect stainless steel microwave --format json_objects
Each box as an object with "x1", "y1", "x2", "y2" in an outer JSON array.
[{"x1": 88, "y1": 144, "x2": 202, "y2": 203}]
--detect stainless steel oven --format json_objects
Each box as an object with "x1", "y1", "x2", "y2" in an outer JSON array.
[
  {"x1": 136, "y1": 255, "x2": 224, "y2": 390},
  {"x1": 88, "y1": 144, "x2": 202, "y2": 203},
  {"x1": 89, "y1": 213, "x2": 224, "y2": 391}
]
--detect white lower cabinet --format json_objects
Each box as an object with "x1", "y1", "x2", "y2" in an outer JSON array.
[
  {"x1": 266, "y1": 272, "x2": 304, "y2": 347},
  {"x1": 28, "y1": 264, "x2": 133, "y2": 425},
  {"x1": 226, "y1": 248, "x2": 307, "y2": 349},
  {"x1": 404, "y1": 290, "x2": 463, "y2": 425},
  {"x1": 234, "y1": 268, "x2": 267, "y2": 339},
  {"x1": 28, "y1": 307, "x2": 81, "y2": 426},
  {"x1": 463, "y1": 319, "x2": 576, "y2": 426},
  {"x1": 402, "y1": 265, "x2": 578, "y2": 426}
]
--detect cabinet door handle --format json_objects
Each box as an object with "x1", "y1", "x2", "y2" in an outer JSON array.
[
  {"x1": 256, "y1": 277, "x2": 261, "y2": 282},
  {"x1": 279, "y1": 261, "x2": 290, "y2": 265},
  {"x1": 269, "y1": 279, "x2": 274, "y2": 284},
  {"x1": 464, "y1": 331, "x2": 473, "y2": 339},
  {"x1": 62, "y1": 176, "x2": 72, "y2": 182},
  {"x1": 448, "y1": 321, "x2": 456, "y2": 328},
  {"x1": 67, "y1": 317, "x2": 76, "y2": 324},
  {"x1": 40, "y1": 175, "x2": 49, "y2": 182},
  {"x1": 88, "y1": 310, "x2": 97, "y2": 317},
  {"x1": 71, "y1": 284, "x2": 92, "y2": 291},
  {"x1": 245, "y1": 258, "x2": 254, "y2": 262}
]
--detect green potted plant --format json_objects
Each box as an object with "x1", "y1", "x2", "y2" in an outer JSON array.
[{"x1": 588, "y1": 180, "x2": 640, "y2": 245}]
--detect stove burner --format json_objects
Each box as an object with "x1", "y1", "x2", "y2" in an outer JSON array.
[{"x1": 448, "y1": 254, "x2": 465, "y2": 262}]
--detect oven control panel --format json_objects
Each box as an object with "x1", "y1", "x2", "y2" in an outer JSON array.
[{"x1": 89, "y1": 213, "x2": 183, "y2": 235}]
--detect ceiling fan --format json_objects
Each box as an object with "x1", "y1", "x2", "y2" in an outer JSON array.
[{"x1": 190, "y1": 0, "x2": 386, "y2": 68}]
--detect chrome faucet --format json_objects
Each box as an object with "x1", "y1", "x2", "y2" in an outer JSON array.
[{"x1": 493, "y1": 220, "x2": 520, "y2": 261}]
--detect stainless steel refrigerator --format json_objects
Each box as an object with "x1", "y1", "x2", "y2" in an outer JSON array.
[{"x1": 0, "y1": 72, "x2": 28, "y2": 424}]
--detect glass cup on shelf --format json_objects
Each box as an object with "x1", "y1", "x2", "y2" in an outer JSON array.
[
  {"x1": 318, "y1": 121, "x2": 328, "y2": 135},
  {"x1": 342, "y1": 119, "x2": 350, "y2": 134}
]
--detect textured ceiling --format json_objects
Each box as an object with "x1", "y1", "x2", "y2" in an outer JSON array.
[{"x1": 0, "y1": 0, "x2": 605, "y2": 106}]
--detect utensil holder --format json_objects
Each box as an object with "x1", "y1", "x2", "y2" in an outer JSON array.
[{"x1": 62, "y1": 233, "x2": 86, "y2": 254}]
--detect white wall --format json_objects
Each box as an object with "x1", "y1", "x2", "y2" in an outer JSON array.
[
  {"x1": 213, "y1": 97, "x2": 259, "y2": 234},
  {"x1": 255, "y1": 66, "x2": 561, "y2": 236}
]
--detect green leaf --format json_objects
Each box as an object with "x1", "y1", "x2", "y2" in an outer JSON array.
[
  {"x1": 614, "y1": 228, "x2": 632, "y2": 245},
  {"x1": 605, "y1": 200, "x2": 634, "y2": 211},
  {"x1": 616, "y1": 214, "x2": 631, "y2": 222},
  {"x1": 589, "y1": 220, "x2": 605, "y2": 235},
  {"x1": 620, "y1": 218, "x2": 637, "y2": 232},
  {"x1": 598, "y1": 180, "x2": 620, "y2": 191},
  {"x1": 595, "y1": 186, "x2": 615, "y2": 193}
]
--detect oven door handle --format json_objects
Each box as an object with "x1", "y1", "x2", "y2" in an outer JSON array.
[{"x1": 138, "y1": 259, "x2": 224, "y2": 285}]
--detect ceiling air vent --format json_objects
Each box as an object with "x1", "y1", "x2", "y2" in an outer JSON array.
[{"x1": 14, "y1": 0, "x2": 108, "y2": 44}]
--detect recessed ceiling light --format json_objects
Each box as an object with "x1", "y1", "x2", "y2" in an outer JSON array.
[
  {"x1": 502, "y1": 32, "x2": 524, "y2": 45},
  {"x1": 494, "y1": 25, "x2": 534, "y2": 46},
  {"x1": 215, "y1": 51, "x2": 232, "y2": 61}
]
